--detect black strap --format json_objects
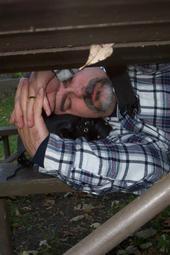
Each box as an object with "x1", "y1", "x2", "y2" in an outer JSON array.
[{"x1": 107, "y1": 65, "x2": 140, "y2": 116}]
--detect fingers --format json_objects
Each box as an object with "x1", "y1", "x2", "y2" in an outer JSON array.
[
  {"x1": 26, "y1": 80, "x2": 37, "y2": 127},
  {"x1": 33, "y1": 88, "x2": 44, "y2": 120},
  {"x1": 43, "y1": 96, "x2": 52, "y2": 116},
  {"x1": 32, "y1": 88, "x2": 49, "y2": 151},
  {"x1": 18, "y1": 87, "x2": 49, "y2": 157},
  {"x1": 27, "y1": 93, "x2": 51, "y2": 127},
  {"x1": 33, "y1": 87, "x2": 49, "y2": 137},
  {"x1": 17, "y1": 127, "x2": 35, "y2": 156},
  {"x1": 11, "y1": 71, "x2": 55, "y2": 128},
  {"x1": 27, "y1": 72, "x2": 53, "y2": 126},
  {"x1": 20, "y1": 79, "x2": 29, "y2": 125},
  {"x1": 10, "y1": 78, "x2": 27, "y2": 128}
]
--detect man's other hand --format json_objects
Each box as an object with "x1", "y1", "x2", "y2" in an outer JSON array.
[
  {"x1": 10, "y1": 71, "x2": 59, "y2": 128},
  {"x1": 16, "y1": 79, "x2": 49, "y2": 156}
]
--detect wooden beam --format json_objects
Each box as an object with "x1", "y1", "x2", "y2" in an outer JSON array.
[
  {"x1": 0, "y1": 0, "x2": 170, "y2": 72},
  {"x1": 0, "y1": 126, "x2": 17, "y2": 137},
  {"x1": 0, "y1": 164, "x2": 72, "y2": 197},
  {"x1": 0, "y1": 178, "x2": 72, "y2": 197}
]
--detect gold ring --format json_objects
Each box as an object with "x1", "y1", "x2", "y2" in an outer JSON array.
[{"x1": 28, "y1": 96, "x2": 36, "y2": 99}]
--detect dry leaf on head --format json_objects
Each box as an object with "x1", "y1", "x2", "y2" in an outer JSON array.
[{"x1": 79, "y1": 43, "x2": 114, "y2": 70}]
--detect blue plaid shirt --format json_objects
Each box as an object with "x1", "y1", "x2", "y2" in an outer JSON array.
[{"x1": 38, "y1": 64, "x2": 170, "y2": 195}]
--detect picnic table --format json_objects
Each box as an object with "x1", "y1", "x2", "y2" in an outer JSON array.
[{"x1": 0, "y1": 1, "x2": 170, "y2": 254}]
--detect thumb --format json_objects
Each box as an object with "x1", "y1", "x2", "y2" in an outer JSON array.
[
  {"x1": 33, "y1": 88, "x2": 44, "y2": 120},
  {"x1": 43, "y1": 96, "x2": 52, "y2": 116}
]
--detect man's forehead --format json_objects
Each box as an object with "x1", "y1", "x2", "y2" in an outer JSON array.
[
  {"x1": 54, "y1": 67, "x2": 106, "y2": 82},
  {"x1": 75, "y1": 67, "x2": 108, "y2": 82}
]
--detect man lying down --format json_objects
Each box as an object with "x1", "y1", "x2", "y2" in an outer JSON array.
[{"x1": 10, "y1": 64, "x2": 170, "y2": 195}]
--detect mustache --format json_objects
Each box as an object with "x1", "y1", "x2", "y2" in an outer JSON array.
[{"x1": 83, "y1": 77, "x2": 114, "y2": 112}]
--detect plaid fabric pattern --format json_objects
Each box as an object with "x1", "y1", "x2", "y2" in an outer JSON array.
[
  {"x1": 128, "y1": 64, "x2": 170, "y2": 136},
  {"x1": 39, "y1": 64, "x2": 170, "y2": 195}
]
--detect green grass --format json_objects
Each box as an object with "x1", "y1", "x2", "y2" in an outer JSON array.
[
  {"x1": 0, "y1": 95, "x2": 17, "y2": 159},
  {"x1": 0, "y1": 95, "x2": 14, "y2": 125}
]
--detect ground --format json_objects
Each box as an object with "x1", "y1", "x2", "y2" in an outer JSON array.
[{"x1": 8, "y1": 192, "x2": 170, "y2": 255}]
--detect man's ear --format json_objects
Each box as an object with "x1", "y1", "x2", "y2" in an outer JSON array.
[{"x1": 107, "y1": 65, "x2": 140, "y2": 116}]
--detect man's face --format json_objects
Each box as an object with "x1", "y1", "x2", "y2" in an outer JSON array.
[{"x1": 47, "y1": 67, "x2": 116, "y2": 118}]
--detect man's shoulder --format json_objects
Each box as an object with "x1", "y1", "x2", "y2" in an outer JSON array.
[{"x1": 128, "y1": 63, "x2": 170, "y2": 78}]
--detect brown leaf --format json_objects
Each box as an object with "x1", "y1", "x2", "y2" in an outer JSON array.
[
  {"x1": 79, "y1": 43, "x2": 114, "y2": 70},
  {"x1": 70, "y1": 214, "x2": 85, "y2": 222},
  {"x1": 43, "y1": 199, "x2": 55, "y2": 207}
]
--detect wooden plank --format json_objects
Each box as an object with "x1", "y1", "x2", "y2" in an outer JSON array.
[
  {"x1": 1, "y1": 42, "x2": 170, "y2": 73},
  {"x1": 1, "y1": 137, "x2": 11, "y2": 159},
  {"x1": 0, "y1": 0, "x2": 170, "y2": 72},
  {"x1": 0, "y1": 163, "x2": 72, "y2": 196},
  {"x1": 1, "y1": 0, "x2": 170, "y2": 33},
  {"x1": 0, "y1": 126, "x2": 17, "y2": 137},
  {"x1": 0, "y1": 178, "x2": 72, "y2": 196},
  {"x1": 0, "y1": 127, "x2": 17, "y2": 159}
]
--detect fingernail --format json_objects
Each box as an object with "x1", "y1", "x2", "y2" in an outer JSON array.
[{"x1": 46, "y1": 109, "x2": 51, "y2": 116}]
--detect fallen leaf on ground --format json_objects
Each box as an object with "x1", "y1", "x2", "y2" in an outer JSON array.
[
  {"x1": 20, "y1": 251, "x2": 38, "y2": 255},
  {"x1": 22, "y1": 206, "x2": 32, "y2": 212},
  {"x1": 135, "y1": 228, "x2": 157, "y2": 239},
  {"x1": 90, "y1": 222, "x2": 101, "y2": 229},
  {"x1": 43, "y1": 199, "x2": 55, "y2": 207},
  {"x1": 15, "y1": 208, "x2": 21, "y2": 217},
  {"x1": 74, "y1": 203, "x2": 95, "y2": 211},
  {"x1": 39, "y1": 239, "x2": 51, "y2": 248},
  {"x1": 70, "y1": 214, "x2": 85, "y2": 222}
]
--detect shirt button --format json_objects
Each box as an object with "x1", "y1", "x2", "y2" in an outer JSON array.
[{"x1": 76, "y1": 144, "x2": 81, "y2": 150}]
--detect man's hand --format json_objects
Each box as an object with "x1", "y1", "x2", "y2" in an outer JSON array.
[
  {"x1": 10, "y1": 71, "x2": 59, "y2": 128},
  {"x1": 17, "y1": 79, "x2": 49, "y2": 156}
]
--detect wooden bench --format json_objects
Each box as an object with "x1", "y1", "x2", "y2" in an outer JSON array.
[
  {"x1": 0, "y1": 126, "x2": 17, "y2": 160},
  {"x1": 0, "y1": 0, "x2": 170, "y2": 254}
]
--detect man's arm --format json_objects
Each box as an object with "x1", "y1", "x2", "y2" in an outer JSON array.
[{"x1": 34, "y1": 116, "x2": 170, "y2": 195}]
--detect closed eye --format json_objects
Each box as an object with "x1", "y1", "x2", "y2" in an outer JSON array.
[{"x1": 62, "y1": 96, "x2": 72, "y2": 112}]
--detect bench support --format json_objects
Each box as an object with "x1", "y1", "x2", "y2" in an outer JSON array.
[
  {"x1": 0, "y1": 199, "x2": 12, "y2": 255},
  {"x1": 1, "y1": 136, "x2": 10, "y2": 159},
  {"x1": 64, "y1": 173, "x2": 170, "y2": 255}
]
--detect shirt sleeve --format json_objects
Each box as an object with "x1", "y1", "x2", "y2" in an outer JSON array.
[
  {"x1": 38, "y1": 120, "x2": 170, "y2": 195},
  {"x1": 32, "y1": 135, "x2": 49, "y2": 167}
]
